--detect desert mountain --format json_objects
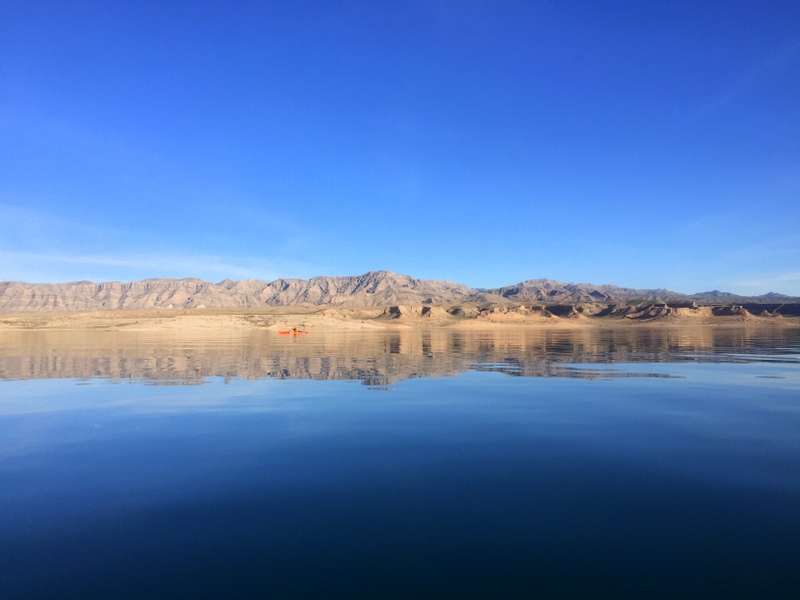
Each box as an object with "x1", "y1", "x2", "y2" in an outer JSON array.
[
  {"x1": 484, "y1": 279, "x2": 798, "y2": 305},
  {"x1": 0, "y1": 271, "x2": 473, "y2": 313},
  {"x1": 489, "y1": 281, "x2": 679, "y2": 304},
  {"x1": 0, "y1": 271, "x2": 796, "y2": 314}
]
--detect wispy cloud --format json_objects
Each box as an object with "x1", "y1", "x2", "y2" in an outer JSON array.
[
  {"x1": 0, "y1": 199, "x2": 325, "y2": 282},
  {"x1": 701, "y1": 38, "x2": 800, "y2": 114},
  {"x1": 0, "y1": 251, "x2": 316, "y2": 283},
  {"x1": 0, "y1": 199, "x2": 141, "y2": 252}
]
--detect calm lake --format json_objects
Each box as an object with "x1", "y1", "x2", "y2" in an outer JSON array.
[{"x1": 1, "y1": 327, "x2": 799, "y2": 598}]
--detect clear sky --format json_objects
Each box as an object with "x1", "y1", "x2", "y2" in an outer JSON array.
[{"x1": 1, "y1": 1, "x2": 799, "y2": 294}]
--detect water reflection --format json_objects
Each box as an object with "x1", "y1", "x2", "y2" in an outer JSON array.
[{"x1": 0, "y1": 327, "x2": 798, "y2": 384}]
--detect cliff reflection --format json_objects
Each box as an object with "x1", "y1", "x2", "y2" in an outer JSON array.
[{"x1": 0, "y1": 327, "x2": 797, "y2": 384}]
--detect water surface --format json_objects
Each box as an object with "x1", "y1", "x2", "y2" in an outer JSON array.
[{"x1": 1, "y1": 327, "x2": 799, "y2": 598}]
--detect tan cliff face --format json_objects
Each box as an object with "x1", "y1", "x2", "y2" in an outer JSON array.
[
  {"x1": 0, "y1": 271, "x2": 474, "y2": 313},
  {"x1": 0, "y1": 270, "x2": 797, "y2": 315}
]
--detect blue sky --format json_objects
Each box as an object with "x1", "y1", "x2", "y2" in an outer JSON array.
[{"x1": 1, "y1": 1, "x2": 799, "y2": 294}]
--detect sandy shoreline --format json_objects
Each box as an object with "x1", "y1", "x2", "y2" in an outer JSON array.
[{"x1": 1, "y1": 306, "x2": 797, "y2": 332}]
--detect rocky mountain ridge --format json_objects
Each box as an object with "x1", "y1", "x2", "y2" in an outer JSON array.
[{"x1": 0, "y1": 270, "x2": 796, "y2": 314}]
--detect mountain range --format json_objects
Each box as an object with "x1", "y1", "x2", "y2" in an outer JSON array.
[{"x1": 0, "y1": 270, "x2": 796, "y2": 313}]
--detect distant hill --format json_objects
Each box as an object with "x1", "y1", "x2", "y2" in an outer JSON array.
[
  {"x1": 0, "y1": 271, "x2": 796, "y2": 313},
  {"x1": 480, "y1": 279, "x2": 796, "y2": 305},
  {"x1": 486, "y1": 279, "x2": 675, "y2": 303}
]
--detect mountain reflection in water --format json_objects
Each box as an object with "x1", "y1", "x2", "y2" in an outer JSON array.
[{"x1": 1, "y1": 327, "x2": 797, "y2": 385}]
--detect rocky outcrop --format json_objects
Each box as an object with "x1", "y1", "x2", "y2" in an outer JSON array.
[
  {"x1": 0, "y1": 271, "x2": 474, "y2": 313},
  {"x1": 1, "y1": 271, "x2": 797, "y2": 314}
]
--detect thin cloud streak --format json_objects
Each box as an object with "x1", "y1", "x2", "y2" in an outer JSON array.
[
  {"x1": 701, "y1": 38, "x2": 800, "y2": 115},
  {"x1": 0, "y1": 251, "x2": 316, "y2": 284}
]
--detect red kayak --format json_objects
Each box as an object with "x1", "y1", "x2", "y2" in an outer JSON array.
[{"x1": 278, "y1": 330, "x2": 309, "y2": 335}]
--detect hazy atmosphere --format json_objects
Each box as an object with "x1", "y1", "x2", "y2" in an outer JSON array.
[{"x1": 2, "y1": 1, "x2": 798, "y2": 294}]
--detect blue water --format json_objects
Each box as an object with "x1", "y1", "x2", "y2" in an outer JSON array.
[{"x1": 1, "y1": 328, "x2": 799, "y2": 598}]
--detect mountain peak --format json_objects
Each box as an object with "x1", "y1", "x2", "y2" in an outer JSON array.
[{"x1": 0, "y1": 272, "x2": 796, "y2": 314}]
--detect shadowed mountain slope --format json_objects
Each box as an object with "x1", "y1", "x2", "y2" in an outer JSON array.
[{"x1": 482, "y1": 280, "x2": 797, "y2": 305}]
